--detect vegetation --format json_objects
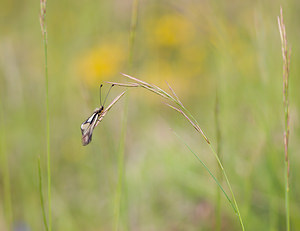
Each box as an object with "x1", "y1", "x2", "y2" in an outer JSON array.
[{"x1": 0, "y1": 1, "x2": 298, "y2": 230}]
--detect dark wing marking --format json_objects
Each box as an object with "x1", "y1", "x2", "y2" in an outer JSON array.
[
  {"x1": 80, "y1": 92, "x2": 125, "y2": 146},
  {"x1": 81, "y1": 112, "x2": 99, "y2": 146}
]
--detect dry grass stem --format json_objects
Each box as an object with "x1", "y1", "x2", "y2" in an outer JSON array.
[
  {"x1": 165, "y1": 103, "x2": 210, "y2": 144},
  {"x1": 121, "y1": 73, "x2": 174, "y2": 99},
  {"x1": 96, "y1": 91, "x2": 126, "y2": 126},
  {"x1": 113, "y1": 74, "x2": 210, "y2": 144},
  {"x1": 39, "y1": 0, "x2": 47, "y2": 41},
  {"x1": 111, "y1": 73, "x2": 245, "y2": 230},
  {"x1": 278, "y1": 7, "x2": 291, "y2": 166},
  {"x1": 106, "y1": 82, "x2": 139, "y2": 87},
  {"x1": 278, "y1": 6, "x2": 291, "y2": 231},
  {"x1": 166, "y1": 81, "x2": 184, "y2": 107}
]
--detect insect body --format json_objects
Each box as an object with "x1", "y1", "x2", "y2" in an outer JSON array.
[
  {"x1": 81, "y1": 106, "x2": 104, "y2": 146},
  {"x1": 81, "y1": 84, "x2": 113, "y2": 146}
]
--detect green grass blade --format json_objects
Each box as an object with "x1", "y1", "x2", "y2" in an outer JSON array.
[
  {"x1": 44, "y1": 33, "x2": 52, "y2": 231},
  {"x1": 215, "y1": 90, "x2": 222, "y2": 231},
  {"x1": 128, "y1": 0, "x2": 139, "y2": 70},
  {"x1": 208, "y1": 145, "x2": 245, "y2": 231},
  {"x1": 112, "y1": 75, "x2": 245, "y2": 230},
  {"x1": 0, "y1": 96, "x2": 13, "y2": 231},
  {"x1": 172, "y1": 131, "x2": 237, "y2": 215},
  {"x1": 37, "y1": 156, "x2": 49, "y2": 231},
  {"x1": 40, "y1": 1, "x2": 51, "y2": 230},
  {"x1": 114, "y1": 1, "x2": 139, "y2": 230}
]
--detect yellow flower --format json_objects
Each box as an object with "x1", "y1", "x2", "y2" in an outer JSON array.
[
  {"x1": 76, "y1": 42, "x2": 125, "y2": 87},
  {"x1": 151, "y1": 14, "x2": 195, "y2": 48}
]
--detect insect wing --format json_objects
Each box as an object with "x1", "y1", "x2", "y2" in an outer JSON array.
[{"x1": 81, "y1": 112, "x2": 99, "y2": 146}]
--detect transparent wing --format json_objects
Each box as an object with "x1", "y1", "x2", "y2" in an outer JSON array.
[
  {"x1": 81, "y1": 112, "x2": 99, "y2": 146},
  {"x1": 80, "y1": 91, "x2": 126, "y2": 145}
]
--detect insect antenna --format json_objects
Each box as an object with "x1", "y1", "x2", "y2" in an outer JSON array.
[
  {"x1": 102, "y1": 84, "x2": 114, "y2": 107},
  {"x1": 99, "y1": 84, "x2": 103, "y2": 106}
]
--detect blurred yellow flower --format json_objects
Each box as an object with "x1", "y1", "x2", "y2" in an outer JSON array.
[
  {"x1": 76, "y1": 42, "x2": 125, "y2": 87},
  {"x1": 151, "y1": 14, "x2": 195, "y2": 48}
]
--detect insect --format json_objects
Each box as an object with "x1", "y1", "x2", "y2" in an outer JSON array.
[{"x1": 81, "y1": 84, "x2": 114, "y2": 146}]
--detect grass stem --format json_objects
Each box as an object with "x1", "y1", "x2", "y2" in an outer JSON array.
[
  {"x1": 128, "y1": 0, "x2": 139, "y2": 70},
  {"x1": 208, "y1": 145, "x2": 245, "y2": 231},
  {"x1": 40, "y1": 1, "x2": 51, "y2": 230},
  {"x1": 114, "y1": 130, "x2": 126, "y2": 231},
  {"x1": 215, "y1": 90, "x2": 222, "y2": 231},
  {"x1": 173, "y1": 131, "x2": 237, "y2": 214},
  {"x1": 278, "y1": 7, "x2": 291, "y2": 231},
  {"x1": 114, "y1": 1, "x2": 139, "y2": 230},
  {"x1": 0, "y1": 97, "x2": 13, "y2": 231},
  {"x1": 45, "y1": 32, "x2": 52, "y2": 231},
  {"x1": 38, "y1": 157, "x2": 49, "y2": 231},
  {"x1": 111, "y1": 74, "x2": 245, "y2": 230}
]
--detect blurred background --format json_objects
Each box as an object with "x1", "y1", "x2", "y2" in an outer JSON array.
[{"x1": 0, "y1": 0, "x2": 300, "y2": 230}]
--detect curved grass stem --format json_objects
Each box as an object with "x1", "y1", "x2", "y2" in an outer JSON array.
[
  {"x1": 173, "y1": 131, "x2": 237, "y2": 214},
  {"x1": 112, "y1": 74, "x2": 245, "y2": 230},
  {"x1": 209, "y1": 146, "x2": 245, "y2": 231}
]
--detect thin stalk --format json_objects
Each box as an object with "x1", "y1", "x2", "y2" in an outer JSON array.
[
  {"x1": 278, "y1": 7, "x2": 291, "y2": 231},
  {"x1": 114, "y1": 92, "x2": 128, "y2": 231},
  {"x1": 128, "y1": 0, "x2": 139, "y2": 70},
  {"x1": 44, "y1": 32, "x2": 52, "y2": 231},
  {"x1": 269, "y1": 197, "x2": 277, "y2": 231},
  {"x1": 173, "y1": 103, "x2": 244, "y2": 230},
  {"x1": 215, "y1": 90, "x2": 222, "y2": 231},
  {"x1": 172, "y1": 131, "x2": 237, "y2": 214},
  {"x1": 169, "y1": 87, "x2": 244, "y2": 230},
  {"x1": 38, "y1": 157, "x2": 49, "y2": 231},
  {"x1": 209, "y1": 145, "x2": 245, "y2": 231},
  {"x1": 0, "y1": 97, "x2": 13, "y2": 231},
  {"x1": 284, "y1": 163, "x2": 290, "y2": 231},
  {"x1": 112, "y1": 75, "x2": 245, "y2": 230},
  {"x1": 114, "y1": 128, "x2": 126, "y2": 231},
  {"x1": 114, "y1": 1, "x2": 139, "y2": 230},
  {"x1": 40, "y1": 1, "x2": 51, "y2": 230}
]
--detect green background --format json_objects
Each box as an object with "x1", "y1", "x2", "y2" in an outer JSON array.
[{"x1": 0, "y1": 0, "x2": 299, "y2": 230}]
